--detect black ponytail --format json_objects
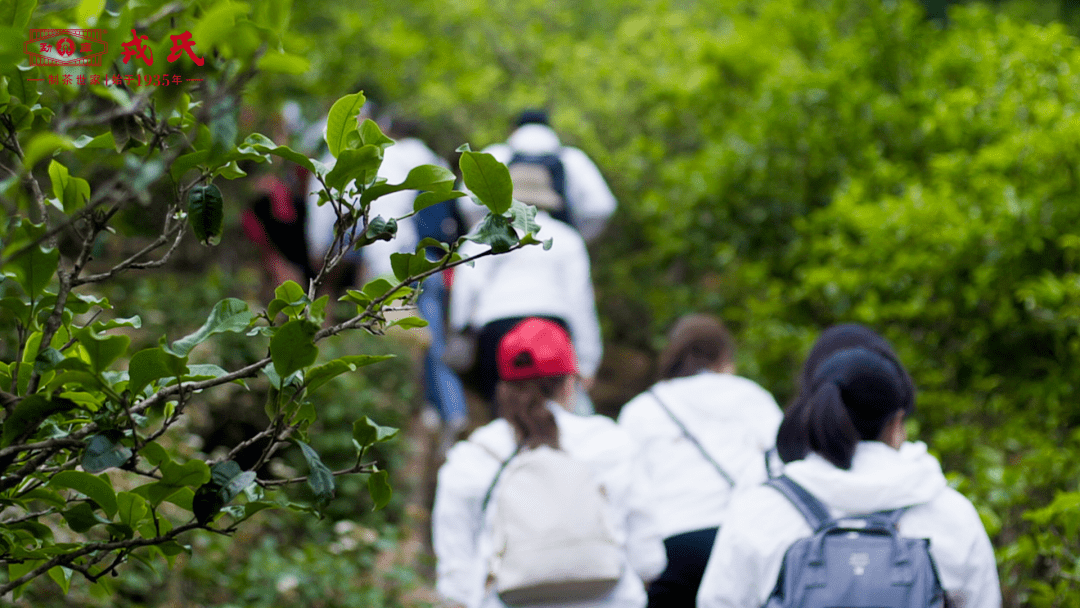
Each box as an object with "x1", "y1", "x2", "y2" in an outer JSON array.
[{"x1": 780, "y1": 346, "x2": 912, "y2": 469}]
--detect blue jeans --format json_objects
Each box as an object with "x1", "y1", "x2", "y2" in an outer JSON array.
[{"x1": 418, "y1": 274, "x2": 468, "y2": 424}]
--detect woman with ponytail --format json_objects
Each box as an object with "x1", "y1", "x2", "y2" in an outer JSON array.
[
  {"x1": 618, "y1": 314, "x2": 782, "y2": 608},
  {"x1": 433, "y1": 318, "x2": 666, "y2": 608},
  {"x1": 697, "y1": 324, "x2": 1001, "y2": 608}
]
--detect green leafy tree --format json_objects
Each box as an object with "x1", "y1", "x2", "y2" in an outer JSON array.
[{"x1": 0, "y1": 0, "x2": 548, "y2": 598}]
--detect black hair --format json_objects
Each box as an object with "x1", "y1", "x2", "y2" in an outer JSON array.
[
  {"x1": 793, "y1": 347, "x2": 911, "y2": 469},
  {"x1": 777, "y1": 324, "x2": 915, "y2": 464}
]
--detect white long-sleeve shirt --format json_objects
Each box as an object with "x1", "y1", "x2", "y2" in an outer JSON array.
[
  {"x1": 448, "y1": 211, "x2": 602, "y2": 378},
  {"x1": 433, "y1": 402, "x2": 667, "y2": 608},
  {"x1": 617, "y1": 373, "x2": 783, "y2": 539},
  {"x1": 467, "y1": 124, "x2": 616, "y2": 243},
  {"x1": 696, "y1": 441, "x2": 1002, "y2": 608}
]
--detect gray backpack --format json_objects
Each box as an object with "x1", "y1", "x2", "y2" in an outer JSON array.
[{"x1": 764, "y1": 476, "x2": 946, "y2": 608}]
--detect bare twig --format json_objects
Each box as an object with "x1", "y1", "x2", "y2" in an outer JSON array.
[{"x1": 258, "y1": 461, "x2": 378, "y2": 487}]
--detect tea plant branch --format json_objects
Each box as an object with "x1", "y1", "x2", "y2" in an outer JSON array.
[
  {"x1": 258, "y1": 461, "x2": 378, "y2": 487},
  {"x1": 0, "y1": 520, "x2": 204, "y2": 596}
]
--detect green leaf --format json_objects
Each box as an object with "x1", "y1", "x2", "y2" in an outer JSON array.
[
  {"x1": 359, "y1": 118, "x2": 394, "y2": 151},
  {"x1": 32, "y1": 347, "x2": 63, "y2": 374},
  {"x1": 325, "y1": 145, "x2": 382, "y2": 191},
  {"x1": 240, "y1": 134, "x2": 316, "y2": 173},
  {"x1": 363, "y1": 215, "x2": 398, "y2": 243},
  {"x1": 92, "y1": 316, "x2": 141, "y2": 332},
  {"x1": 77, "y1": 0, "x2": 104, "y2": 26},
  {"x1": 256, "y1": 51, "x2": 309, "y2": 74},
  {"x1": 2, "y1": 240, "x2": 58, "y2": 302},
  {"x1": 74, "y1": 327, "x2": 129, "y2": 374},
  {"x1": 170, "y1": 150, "x2": 209, "y2": 180},
  {"x1": 296, "y1": 440, "x2": 335, "y2": 507},
  {"x1": 159, "y1": 459, "x2": 210, "y2": 488},
  {"x1": 0, "y1": 0, "x2": 37, "y2": 29},
  {"x1": 139, "y1": 441, "x2": 169, "y2": 467},
  {"x1": 2, "y1": 394, "x2": 78, "y2": 447},
  {"x1": 168, "y1": 298, "x2": 254, "y2": 356},
  {"x1": 507, "y1": 200, "x2": 541, "y2": 236},
  {"x1": 60, "y1": 502, "x2": 109, "y2": 534},
  {"x1": 360, "y1": 163, "x2": 457, "y2": 206},
  {"x1": 466, "y1": 213, "x2": 518, "y2": 253},
  {"x1": 324, "y1": 91, "x2": 366, "y2": 158},
  {"x1": 352, "y1": 416, "x2": 399, "y2": 448},
  {"x1": 389, "y1": 316, "x2": 428, "y2": 330},
  {"x1": 192, "y1": 1, "x2": 250, "y2": 52},
  {"x1": 193, "y1": 461, "x2": 255, "y2": 524},
  {"x1": 414, "y1": 190, "x2": 466, "y2": 213},
  {"x1": 213, "y1": 161, "x2": 247, "y2": 180},
  {"x1": 271, "y1": 279, "x2": 309, "y2": 318},
  {"x1": 269, "y1": 319, "x2": 319, "y2": 378},
  {"x1": 367, "y1": 468, "x2": 391, "y2": 511},
  {"x1": 47, "y1": 160, "x2": 90, "y2": 212},
  {"x1": 303, "y1": 354, "x2": 394, "y2": 393},
  {"x1": 22, "y1": 133, "x2": 73, "y2": 170},
  {"x1": 51, "y1": 471, "x2": 117, "y2": 518},
  {"x1": 47, "y1": 566, "x2": 73, "y2": 594},
  {"x1": 116, "y1": 492, "x2": 148, "y2": 528},
  {"x1": 460, "y1": 150, "x2": 513, "y2": 215},
  {"x1": 181, "y1": 363, "x2": 230, "y2": 381},
  {"x1": 187, "y1": 184, "x2": 224, "y2": 246},
  {"x1": 82, "y1": 433, "x2": 133, "y2": 473},
  {"x1": 390, "y1": 251, "x2": 442, "y2": 283},
  {"x1": 127, "y1": 347, "x2": 188, "y2": 396}
]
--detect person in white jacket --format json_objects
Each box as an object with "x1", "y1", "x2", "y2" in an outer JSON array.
[
  {"x1": 449, "y1": 186, "x2": 602, "y2": 410},
  {"x1": 468, "y1": 109, "x2": 617, "y2": 244},
  {"x1": 618, "y1": 314, "x2": 782, "y2": 608},
  {"x1": 696, "y1": 324, "x2": 1001, "y2": 608},
  {"x1": 433, "y1": 318, "x2": 666, "y2": 608}
]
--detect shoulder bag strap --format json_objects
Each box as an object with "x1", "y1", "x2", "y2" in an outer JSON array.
[
  {"x1": 764, "y1": 475, "x2": 831, "y2": 531},
  {"x1": 479, "y1": 442, "x2": 523, "y2": 512},
  {"x1": 648, "y1": 388, "x2": 736, "y2": 487}
]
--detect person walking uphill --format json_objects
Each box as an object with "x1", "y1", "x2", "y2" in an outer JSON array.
[
  {"x1": 618, "y1": 314, "x2": 783, "y2": 608},
  {"x1": 462, "y1": 109, "x2": 617, "y2": 244},
  {"x1": 432, "y1": 318, "x2": 666, "y2": 608},
  {"x1": 696, "y1": 324, "x2": 1001, "y2": 608}
]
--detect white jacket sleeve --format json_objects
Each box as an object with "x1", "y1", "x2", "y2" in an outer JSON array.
[
  {"x1": 560, "y1": 232, "x2": 602, "y2": 378},
  {"x1": 697, "y1": 486, "x2": 809, "y2": 608},
  {"x1": 432, "y1": 450, "x2": 486, "y2": 606},
  {"x1": 561, "y1": 147, "x2": 617, "y2": 243},
  {"x1": 447, "y1": 243, "x2": 486, "y2": 331},
  {"x1": 622, "y1": 454, "x2": 668, "y2": 582}
]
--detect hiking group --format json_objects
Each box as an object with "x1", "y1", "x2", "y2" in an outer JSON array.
[{"x1": 241, "y1": 104, "x2": 1002, "y2": 608}]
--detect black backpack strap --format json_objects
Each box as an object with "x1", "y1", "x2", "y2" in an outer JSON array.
[
  {"x1": 649, "y1": 388, "x2": 736, "y2": 487},
  {"x1": 764, "y1": 475, "x2": 831, "y2": 531},
  {"x1": 479, "y1": 442, "x2": 523, "y2": 512}
]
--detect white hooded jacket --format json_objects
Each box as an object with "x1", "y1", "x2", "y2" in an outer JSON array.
[
  {"x1": 696, "y1": 441, "x2": 1002, "y2": 608},
  {"x1": 617, "y1": 373, "x2": 783, "y2": 539},
  {"x1": 433, "y1": 402, "x2": 667, "y2": 608},
  {"x1": 474, "y1": 124, "x2": 617, "y2": 243},
  {"x1": 448, "y1": 211, "x2": 602, "y2": 379}
]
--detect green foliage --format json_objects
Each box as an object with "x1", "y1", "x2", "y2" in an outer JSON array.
[
  {"x1": 0, "y1": 0, "x2": 549, "y2": 598},
  {"x1": 287, "y1": 0, "x2": 1080, "y2": 603}
]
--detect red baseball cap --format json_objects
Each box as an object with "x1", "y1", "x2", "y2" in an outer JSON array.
[{"x1": 497, "y1": 318, "x2": 577, "y2": 381}]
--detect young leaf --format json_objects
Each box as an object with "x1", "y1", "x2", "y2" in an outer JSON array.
[
  {"x1": 47, "y1": 566, "x2": 73, "y2": 594},
  {"x1": 352, "y1": 416, "x2": 400, "y2": 448},
  {"x1": 168, "y1": 298, "x2": 254, "y2": 356},
  {"x1": 367, "y1": 469, "x2": 391, "y2": 511},
  {"x1": 116, "y1": 492, "x2": 148, "y2": 528},
  {"x1": 359, "y1": 163, "x2": 457, "y2": 206},
  {"x1": 296, "y1": 440, "x2": 335, "y2": 507},
  {"x1": 324, "y1": 91, "x2": 366, "y2": 158},
  {"x1": 460, "y1": 150, "x2": 513, "y2": 215},
  {"x1": 303, "y1": 354, "x2": 394, "y2": 394},
  {"x1": 187, "y1": 184, "x2": 224, "y2": 246},
  {"x1": 465, "y1": 213, "x2": 518, "y2": 253},
  {"x1": 128, "y1": 347, "x2": 188, "y2": 396},
  {"x1": 324, "y1": 145, "x2": 382, "y2": 190},
  {"x1": 269, "y1": 319, "x2": 319, "y2": 378},
  {"x1": 74, "y1": 327, "x2": 129, "y2": 374}
]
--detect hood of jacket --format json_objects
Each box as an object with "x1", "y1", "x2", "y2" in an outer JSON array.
[
  {"x1": 507, "y1": 123, "x2": 562, "y2": 154},
  {"x1": 783, "y1": 440, "x2": 949, "y2": 514}
]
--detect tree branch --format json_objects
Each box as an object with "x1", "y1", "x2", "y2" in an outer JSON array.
[{"x1": 258, "y1": 461, "x2": 377, "y2": 487}]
